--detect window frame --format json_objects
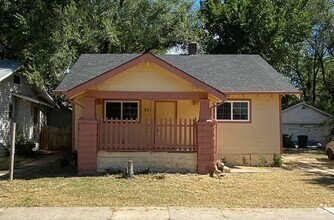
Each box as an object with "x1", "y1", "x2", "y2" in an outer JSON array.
[
  {"x1": 104, "y1": 100, "x2": 140, "y2": 121},
  {"x1": 216, "y1": 100, "x2": 251, "y2": 122}
]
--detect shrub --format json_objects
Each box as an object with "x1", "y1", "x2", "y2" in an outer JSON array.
[
  {"x1": 272, "y1": 153, "x2": 283, "y2": 167},
  {"x1": 258, "y1": 156, "x2": 268, "y2": 167},
  {"x1": 283, "y1": 134, "x2": 295, "y2": 148},
  {"x1": 15, "y1": 131, "x2": 35, "y2": 156}
]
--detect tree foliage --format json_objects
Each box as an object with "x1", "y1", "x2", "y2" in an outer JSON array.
[
  {"x1": 0, "y1": 0, "x2": 196, "y2": 89},
  {"x1": 1, "y1": 0, "x2": 334, "y2": 118},
  {"x1": 199, "y1": 0, "x2": 311, "y2": 68},
  {"x1": 200, "y1": 0, "x2": 334, "y2": 115}
]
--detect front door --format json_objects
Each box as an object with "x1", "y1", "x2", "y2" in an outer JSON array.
[
  {"x1": 154, "y1": 101, "x2": 177, "y2": 149},
  {"x1": 155, "y1": 101, "x2": 177, "y2": 121}
]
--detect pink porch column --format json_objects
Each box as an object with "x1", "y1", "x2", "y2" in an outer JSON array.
[
  {"x1": 78, "y1": 97, "x2": 97, "y2": 174},
  {"x1": 197, "y1": 99, "x2": 217, "y2": 174}
]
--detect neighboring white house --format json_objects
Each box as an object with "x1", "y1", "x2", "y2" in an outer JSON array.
[
  {"x1": 282, "y1": 102, "x2": 332, "y2": 145},
  {"x1": 0, "y1": 59, "x2": 55, "y2": 155}
]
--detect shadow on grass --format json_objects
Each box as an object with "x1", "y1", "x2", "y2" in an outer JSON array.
[
  {"x1": 282, "y1": 161, "x2": 334, "y2": 187},
  {"x1": 0, "y1": 161, "x2": 79, "y2": 180},
  {"x1": 0, "y1": 153, "x2": 43, "y2": 171},
  {"x1": 302, "y1": 172, "x2": 334, "y2": 188},
  {"x1": 283, "y1": 148, "x2": 326, "y2": 155},
  {"x1": 316, "y1": 158, "x2": 334, "y2": 164},
  {"x1": 0, "y1": 152, "x2": 109, "y2": 180}
]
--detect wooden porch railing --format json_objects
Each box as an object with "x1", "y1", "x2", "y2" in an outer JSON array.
[{"x1": 98, "y1": 118, "x2": 197, "y2": 152}]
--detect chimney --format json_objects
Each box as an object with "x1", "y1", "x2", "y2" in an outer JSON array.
[{"x1": 188, "y1": 42, "x2": 197, "y2": 55}]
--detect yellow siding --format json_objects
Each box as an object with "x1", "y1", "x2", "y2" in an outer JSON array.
[
  {"x1": 141, "y1": 99, "x2": 154, "y2": 121},
  {"x1": 217, "y1": 94, "x2": 280, "y2": 165},
  {"x1": 177, "y1": 100, "x2": 199, "y2": 120},
  {"x1": 92, "y1": 62, "x2": 201, "y2": 92},
  {"x1": 74, "y1": 92, "x2": 281, "y2": 166}
]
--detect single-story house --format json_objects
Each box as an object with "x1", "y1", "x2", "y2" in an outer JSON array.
[
  {"x1": 0, "y1": 59, "x2": 55, "y2": 155},
  {"x1": 54, "y1": 47, "x2": 300, "y2": 174},
  {"x1": 282, "y1": 102, "x2": 332, "y2": 145}
]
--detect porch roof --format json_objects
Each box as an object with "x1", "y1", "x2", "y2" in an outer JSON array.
[{"x1": 55, "y1": 53, "x2": 299, "y2": 95}]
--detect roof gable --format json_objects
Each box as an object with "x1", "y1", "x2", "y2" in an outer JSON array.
[
  {"x1": 0, "y1": 59, "x2": 21, "y2": 81},
  {"x1": 282, "y1": 102, "x2": 331, "y2": 124},
  {"x1": 55, "y1": 53, "x2": 300, "y2": 96},
  {"x1": 94, "y1": 62, "x2": 202, "y2": 92},
  {"x1": 61, "y1": 53, "x2": 226, "y2": 100}
]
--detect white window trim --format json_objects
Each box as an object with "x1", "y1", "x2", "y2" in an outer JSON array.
[
  {"x1": 104, "y1": 100, "x2": 140, "y2": 121},
  {"x1": 216, "y1": 100, "x2": 250, "y2": 122}
]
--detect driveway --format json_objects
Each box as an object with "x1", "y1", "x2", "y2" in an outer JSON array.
[{"x1": 282, "y1": 148, "x2": 334, "y2": 176}]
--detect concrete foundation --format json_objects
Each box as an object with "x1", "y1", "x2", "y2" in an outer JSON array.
[{"x1": 97, "y1": 151, "x2": 197, "y2": 173}]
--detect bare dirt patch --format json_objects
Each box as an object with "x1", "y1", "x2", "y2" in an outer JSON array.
[{"x1": 282, "y1": 148, "x2": 334, "y2": 175}]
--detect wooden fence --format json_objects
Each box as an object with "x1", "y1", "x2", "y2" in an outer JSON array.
[
  {"x1": 40, "y1": 126, "x2": 72, "y2": 151},
  {"x1": 98, "y1": 118, "x2": 197, "y2": 152}
]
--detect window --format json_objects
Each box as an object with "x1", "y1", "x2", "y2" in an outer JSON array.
[
  {"x1": 33, "y1": 106, "x2": 39, "y2": 125},
  {"x1": 8, "y1": 104, "x2": 13, "y2": 119},
  {"x1": 13, "y1": 75, "x2": 21, "y2": 85},
  {"x1": 105, "y1": 101, "x2": 139, "y2": 120},
  {"x1": 216, "y1": 101, "x2": 250, "y2": 121}
]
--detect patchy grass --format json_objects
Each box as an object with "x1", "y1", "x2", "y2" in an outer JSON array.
[{"x1": 0, "y1": 162, "x2": 333, "y2": 208}]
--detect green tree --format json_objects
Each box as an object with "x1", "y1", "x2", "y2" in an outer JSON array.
[
  {"x1": 1, "y1": 0, "x2": 197, "y2": 90},
  {"x1": 199, "y1": 0, "x2": 311, "y2": 69}
]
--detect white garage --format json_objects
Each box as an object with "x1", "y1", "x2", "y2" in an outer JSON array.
[{"x1": 282, "y1": 102, "x2": 332, "y2": 145}]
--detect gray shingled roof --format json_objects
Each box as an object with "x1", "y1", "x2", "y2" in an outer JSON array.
[
  {"x1": 56, "y1": 54, "x2": 298, "y2": 93},
  {"x1": 0, "y1": 59, "x2": 21, "y2": 81}
]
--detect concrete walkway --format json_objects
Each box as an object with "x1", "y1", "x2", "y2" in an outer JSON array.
[{"x1": 0, "y1": 207, "x2": 333, "y2": 220}]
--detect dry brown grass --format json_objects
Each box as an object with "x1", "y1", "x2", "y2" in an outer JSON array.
[{"x1": 0, "y1": 162, "x2": 333, "y2": 208}]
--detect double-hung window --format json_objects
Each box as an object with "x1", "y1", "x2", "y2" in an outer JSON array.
[
  {"x1": 216, "y1": 101, "x2": 250, "y2": 122},
  {"x1": 104, "y1": 101, "x2": 139, "y2": 120}
]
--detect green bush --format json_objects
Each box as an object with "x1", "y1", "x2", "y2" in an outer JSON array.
[
  {"x1": 283, "y1": 134, "x2": 295, "y2": 148},
  {"x1": 272, "y1": 153, "x2": 283, "y2": 167},
  {"x1": 15, "y1": 131, "x2": 35, "y2": 156}
]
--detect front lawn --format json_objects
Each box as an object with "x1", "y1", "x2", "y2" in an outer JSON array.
[{"x1": 0, "y1": 160, "x2": 333, "y2": 208}]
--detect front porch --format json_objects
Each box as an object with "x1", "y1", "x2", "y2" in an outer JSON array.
[
  {"x1": 98, "y1": 118, "x2": 197, "y2": 152},
  {"x1": 76, "y1": 91, "x2": 219, "y2": 174},
  {"x1": 97, "y1": 118, "x2": 198, "y2": 173}
]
